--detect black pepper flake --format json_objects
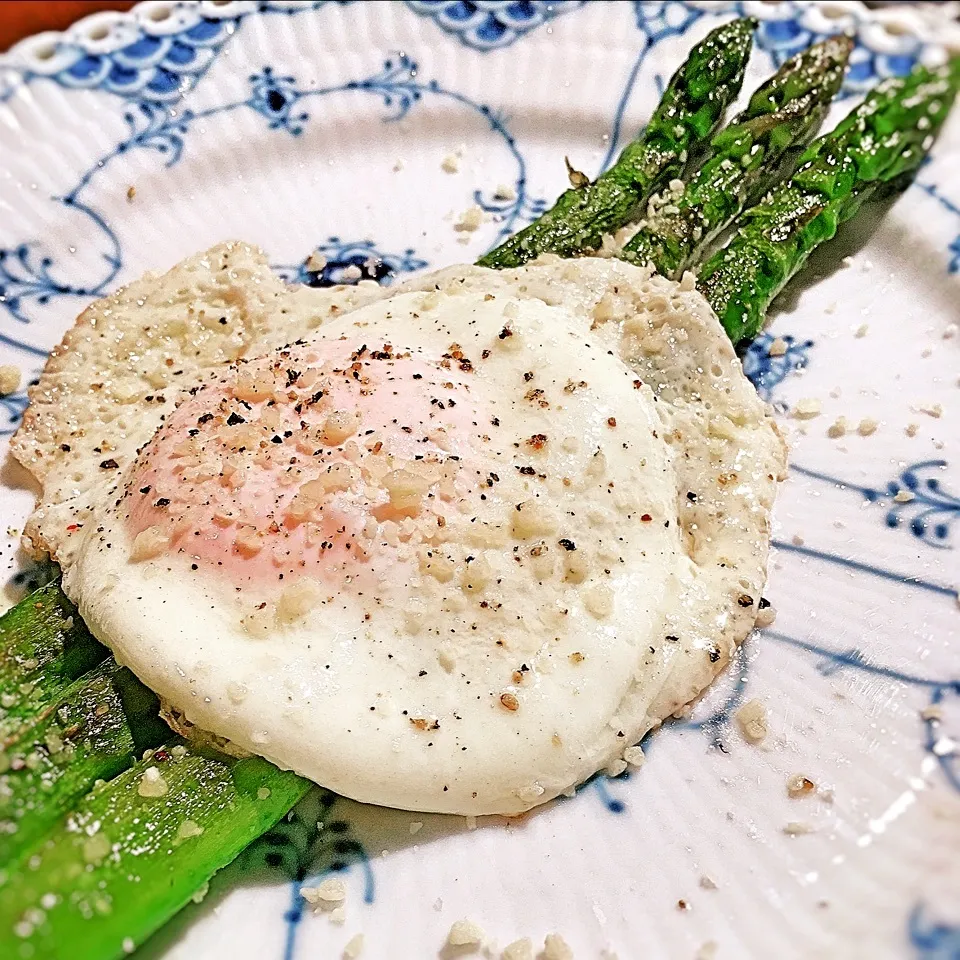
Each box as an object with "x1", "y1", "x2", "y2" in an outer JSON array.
[
  {"x1": 708, "y1": 647, "x2": 721, "y2": 663},
  {"x1": 523, "y1": 371, "x2": 534, "y2": 382},
  {"x1": 226, "y1": 412, "x2": 245, "y2": 426},
  {"x1": 198, "y1": 413, "x2": 214, "y2": 424},
  {"x1": 737, "y1": 594, "x2": 754, "y2": 608},
  {"x1": 155, "y1": 498, "x2": 171, "y2": 508},
  {"x1": 518, "y1": 465, "x2": 536, "y2": 476},
  {"x1": 60, "y1": 443, "x2": 71, "y2": 452},
  {"x1": 498, "y1": 326, "x2": 513, "y2": 340},
  {"x1": 758, "y1": 597, "x2": 771, "y2": 609},
  {"x1": 665, "y1": 635, "x2": 679, "y2": 642},
  {"x1": 558, "y1": 538, "x2": 576, "y2": 551},
  {"x1": 140, "y1": 485, "x2": 152, "y2": 494},
  {"x1": 99, "y1": 458, "x2": 119, "y2": 469},
  {"x1": 271, "y1": 435, "x2": 283, "y2": 444}
]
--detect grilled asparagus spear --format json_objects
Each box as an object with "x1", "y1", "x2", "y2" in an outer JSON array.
[
  {"x1": 0, "y1": 746, "x2": 310, "y2": 960},
  {"x1": 477, "y1": 17, "x2": 757, "y2": 268},
  {"x1": 698, "y1": 60, "x2": 960, "y2": 343},
  {"x1": 622, "y1": 33, "x2": 853, "y2": 277},
  {"x1": 0, "y1": 660, "x2": 168, "y2": 864}
]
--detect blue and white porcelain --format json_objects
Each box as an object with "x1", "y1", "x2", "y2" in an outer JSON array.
[{"x1": 1, "y1": 3, "x2": 958, "y2": 958}]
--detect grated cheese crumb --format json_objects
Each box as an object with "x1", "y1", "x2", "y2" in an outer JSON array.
[
  {"x1": 791, "y1": 397, "x2": 821, "y2": 420},
  {"x1": 786, "y1": 774, "x2": 816, "y2": 798},
  {"x1": 341, "y1": 265, "x2": 363, "y2": 282},
  {"x1": 735, "y1": 699, "x2": 768, "y2": 744},
  {"x1": 542, "y1": 934, "x2": 574, "y2": 960},
  {"x1": 917, "y1": 402, "x2": 943, "y2": 419},
  {"x1": 306, "y1": 252, "x2": 328, "y2": 272},
  {"x1": 137, "y1": 765, "x2": 168, "y2": 798},
  {"x1": 343, "y1": 933, "x2": 364, "y2": 958},
  {"x1": 441, "y1": 153, "x2": 461, "y2": 174},
  {"x1": 0, "y1": 365, "x2": 21, "y2": 396},
  {"x1": 494, "y1": 183, "x2": 516, "y2": 201},
  {"x1": 893, "y1": 490, "x2": 914, "y2": 504},
  {"x1": 302, "y1": 877, "x2": 346, "y2": 912},
  {"x1": 767, "y1": 337, "x2": 788, "y2": 357},
  {"x1": 330, "y1": 906, "x2": 346, "y2": 925},
  {"x1": 857, "y1": 417, "x2": 879, "y2": 437},
  {"x1": 454, "y1": 205, "x2": 485, "y2": 232},
  {"x1": 783, "y1": 821, "x2": 815, "y2": 836},
  {"x1": 944, "y1": 323, "x2": 958, "y2": 340},
  {"x1": 905, "y1": 422, "x2": 920, "y2": 438},
  {"x1": 623, "y1": 745, "x2": 645, "y2": 768},
  {"x1": 827, "y1": 417, "x2": 848, "y2": 439},
  {"x1": 175, "y1": 819, "x2": 204, "y2": 842},
  {"x1": 699, "y1": 875, "x2": 718, "y2": 890},
  {"x1": 920, "y1": 704, "x2": 943, "y2": 722},
  {"x1": 122, "y1": 938, "x2": 136, "y2": 954},
  {"x1": 446, "y1": 919, "x2": 485, "y2": 949},
  {"x1": 854, "y1": 323, "x2": 869, "y2": 338},
  {"x1": 501, "y1": 939, "x2": 534, "y2": 960}
]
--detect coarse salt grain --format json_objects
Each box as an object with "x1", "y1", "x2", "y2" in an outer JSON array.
[
  {"x1": 0, "y1": 365, "x2": 21, "y2": 396},
  {"x1": 409, "y1": 821, "x2": 423, "y2": 835},
  {"x1": 735, "y1": 699, "x2": 768, "y2": 744},
  {"x1": 792, "y1": 398, "x2": 821, "y2": 420},
  {"x1": 699, "y1": 875, "x2": 718, "y2": 890},
  {"x1": 306, "y1": 252, "x2": 327, "y2": 272},
  {"x1": 446, "y1": 919, "x2": 485, "y2": 949}
]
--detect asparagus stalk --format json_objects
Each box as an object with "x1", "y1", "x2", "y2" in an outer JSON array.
[
  {"x1": 697, "y1": 60, "x2": 960, "y2": 343},
  {"x1": 622, "y1": 34, "x2": 853, "y2": 277},
  {"x1": 0, "y1": 660, "x2": 168, "y2": 864},
  {"x1": 0, "y1": 745, "x2": 311, "y2": 959},
  {"x1": 477, "y1": 17, "x2": 757, "y2": 269},
  {"x1": 0, "y1": 582, "x2": 106, "y2": 746}
]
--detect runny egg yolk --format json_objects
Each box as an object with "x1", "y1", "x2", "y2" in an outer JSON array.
[{"x1": 125, "y1": 338, "x2": 488, "y2": 589}]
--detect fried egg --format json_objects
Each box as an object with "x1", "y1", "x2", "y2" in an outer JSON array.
[{"x1": 13, "y1": 244, "x2": 785, "y2": 815}]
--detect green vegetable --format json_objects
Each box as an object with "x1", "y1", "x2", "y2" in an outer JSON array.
[
  {"x1": 0, "y1": 745, "x2": 311, "y2": 960},
  {"x1": 0, "y1": 660, "x2": 167, "y2": 864},
  {"x1": 477, "y1": 17, "x2": 757, "y2": 268},
  {"x1": 623, "y1": 34, "x2": 852, "y2": 277},
  {"x1": 697, "y1": 60, "x2": 960, "y2": 343},
  {"x1": 0, "y1": 582, "x2": 106, "y2": 746}
]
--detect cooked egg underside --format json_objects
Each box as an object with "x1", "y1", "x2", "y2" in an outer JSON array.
[{"x1": 13, "y1": 246, "x2": 785, "y2": 815}]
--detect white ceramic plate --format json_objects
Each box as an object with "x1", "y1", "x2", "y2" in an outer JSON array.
[{"x1": 1, "y1": 2, "x2": 959, "y2": 958}]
